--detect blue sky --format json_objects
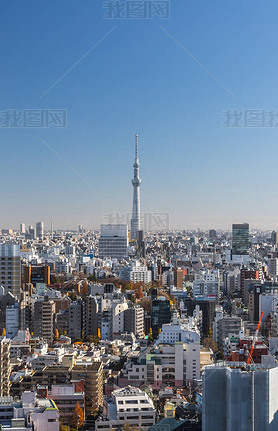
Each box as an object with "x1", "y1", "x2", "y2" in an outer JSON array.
[{"x1": 1, "y1": 0, "x2": 278, "y2": 230}]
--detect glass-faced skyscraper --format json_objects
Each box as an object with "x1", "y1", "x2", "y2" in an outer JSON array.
[
  {"x1": 232, "y1": 223, "x2": 249, "y2": 255},
  {"x1": 130, "y1": 134, "x2": 141, "y2": 240}
]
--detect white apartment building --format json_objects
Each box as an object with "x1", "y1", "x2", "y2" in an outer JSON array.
[
  {"x1": 96, "y1": 386, "x2": 155, "y2": 431},
  {"x1": 112, "y1": 298, "x2": 129, "y2": 338},
  {"x1": 0, "y1": 391, "x2": 59, "y2": 430},
  {"x1": 193, "y1": 269, "x2": 220, "y2": 300},
  {"x1": 119, "y1": 340, "x2": 200, "y2": 388},
  {"x1": 156, "y1": 319, "x2": 200, "y2": 345},
  {"x1": 6, "y1": 304, "x2": 19, "y2": 339},
  {"x1": 120, "y1": 261, "x2": 152, "y2": 284}
]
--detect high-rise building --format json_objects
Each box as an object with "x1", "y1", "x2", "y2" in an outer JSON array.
[
  {"x1": 78, "y1": 224, "x2": 85, "y2": 234},
  {"x1": 203, "y1": 364, "x2": 278, "y2": 430},
  {"x1": 173, "y1": 268, "x2": 184, "y2": 288},
  {"x1": 232, "y1": 223, "x2": 249, "y2": 256},
  {"x1": 28, "y1": 225, "x2": 36, "y2": 240},
  {"x1": 268, "y1": 258, "x2": 278, "y2": 278},
  {"x1": 271, "y1": 231, "x2": 278, "y2": 245},
  {"x1": 240, "y1": 268, "x2": 260, "y2": 299},
  {"x1": 33, "y1": 297, "x2": 55, "y2": 343},
  {"x1": 124, "y1": 305, "x2": 144, "y2": 338},
  {"x1": 194, "y1": 297, "x2": 216, "y2": 340},
  {"x1": 112, "y1": 298, "x2": 129, "y2": 338},
  {"x1": 209, "y1": 229, "x2": 217, "y2": 239},
  {"x1": 130, "y1": 134, "x2": 141, "y2": 240},
  {"x1": 69, "y1": 300, "x2": 83, "y2": 340},
  {"x1": 6, "y1": 304, "x2": 19, "y2": 339},
  {"x1": 151, "y1": 295, "x2": 171, "y2": 334},
  {"x1": 0, "y1": 291, "x2": 17, "y2": 334},
  {"x1": 98, "y1": 224, "x2": 128, "y2": 259},
  {"x1": 0, "y1": 336, "x2": 11, "y2": 396},
  {"x1": 83, "y1": 296, "x2": 98, "y2": 340},
  {"x1": 19, "y1": 283, "x2": 33, "y2": 331},
  {"x1": 0, "y1": 244, "x2": 21, "y2": 298},
  {"x1": 20, "y1": 223, "x2": 25, "y2": 234},
  {"x1": 36, "y1": 221, "x2": 44, "y2": 240},
  {"x1": 71, "y1": 362, "x2": 103, "y2": 413},
  {"x1": 23, "y1": 265, "x2": 50, "y2": 286}
]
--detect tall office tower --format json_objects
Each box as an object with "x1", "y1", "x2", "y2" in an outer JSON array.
[
  {"x1": 36, "y1": 221, "x2": 44, "y2": 240},
  {"x1": 20, "y1": 223, "x2": 25, "y2": 234},
  {"x1": 203, "y1": 364, "x2": 278, "y2": 430},
  {"x1": 98, "y1": 224, "x2": 128, "y2": 259},
  {"x1": 130, "y1": 134, "x2": 141, "y2": 240},
  {"x1": 232, "y1": 223, "x2": 249, "y2": 256},
  {"x1": 50, "y1": 221, "x2": 53, "y2": 236},
  {"x1": 173, "y1": 268, "x2": 184, "y2": 288},
  {"x1": 209, "y1": 229, "x2": 216, "y2": 239},
  {"x1": 28, "y1": 225, "x2": 36, "y2": 240},
  {"x1": 0, "y1": 336, "x2": 11, "y2": 396},
  {"x1": 0, "y1": 244, "x2": 21, "y2": 298},
  {"x1": 78, "y1": 224, "x2": 85, "y2": 234}
]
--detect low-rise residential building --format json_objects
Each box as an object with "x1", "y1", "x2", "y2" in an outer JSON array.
[
  {"x1": 0, "y1": 391, "x2": 59, "y2": 430},
  {"x1": 95, "y1": 386, "x2": 155, "y2": 431},
  {"x1": 47, "y1": 384, "x2": 85, "y2": 425}
]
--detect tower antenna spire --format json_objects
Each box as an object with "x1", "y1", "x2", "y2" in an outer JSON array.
[{"x1": 135, "y1": 133, "x2": 138, "y2": 159}]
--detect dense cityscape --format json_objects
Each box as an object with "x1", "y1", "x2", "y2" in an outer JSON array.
[{"x1": 0, "y1": 136, "x2": 278, "y2": 430}]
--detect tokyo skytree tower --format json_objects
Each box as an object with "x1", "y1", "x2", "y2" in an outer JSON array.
[{"x1": 130, "y1": 134, "x2": 141, "y2": 240}]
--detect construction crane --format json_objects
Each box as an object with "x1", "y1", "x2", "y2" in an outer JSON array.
[{"x1": 247, "y1": 311, "x2": 264, "y2": 365}]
